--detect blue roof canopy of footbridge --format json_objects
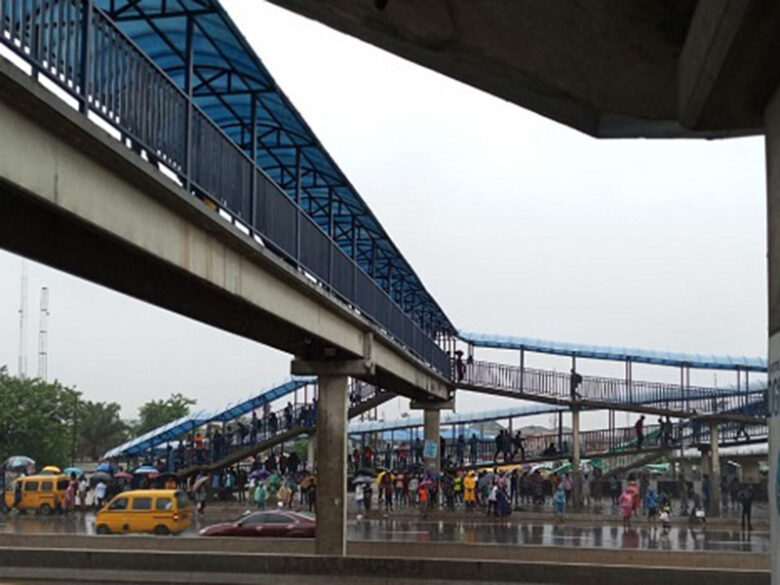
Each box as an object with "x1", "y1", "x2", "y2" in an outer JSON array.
[
  {"x1": 103, "y1": 378, "x2": 312, "y2": 459},
  {"x1": 96, "y1": 0, "x2": 455, "y2": 338},
  {"x1": 349, "y1": 403, "x2": 568, "y2": 435},
  {"x1": 103, "y1": 410, "x2": 214, "y2": 459},
  {"x1": 460, "y1": 332, "x2": 767, "y2": 372}
]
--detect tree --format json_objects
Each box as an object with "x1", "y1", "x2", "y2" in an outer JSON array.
[
  {"x1": 76, "y1": 401, "x2": 128, "y2": 461},
  {"x1": 0, "y1": 367, "x2": 80, "y2": 468},
  {"x1": 135, "y1": 393, "x2": 196, "y2": 435}
]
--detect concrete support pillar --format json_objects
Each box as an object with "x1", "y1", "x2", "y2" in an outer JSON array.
[
  {"x1": 424, "y1": 408, "x2": 441, "y2": 473},
  {"x1": 709, "y1": 422, "x2": 720, "y2": 517},
  {"x1": 766, "y1": 85, "x2": 780, "y2": 585},
  {"x1": 307, "y1": 436, "x2": 316, "y2": 472},
  {"x1": 571, "y1": 407, "x2": 581, "y2": 508},
  {"x1": 315, "y1": 374, "x2": 348, "y2": 556}
]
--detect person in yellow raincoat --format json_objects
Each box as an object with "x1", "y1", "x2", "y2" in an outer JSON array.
[{"x1": 464, "y1": 471, "x2": 477, "y2": 513}]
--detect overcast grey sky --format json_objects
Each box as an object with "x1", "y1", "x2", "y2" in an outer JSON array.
[{"x1": 0, "y1": 1, "x2": 768, "y2": 429}]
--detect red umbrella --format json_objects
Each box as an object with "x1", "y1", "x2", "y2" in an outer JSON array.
[{"x1": 115, "y1": 471, "x2": 132, "y2": 480}]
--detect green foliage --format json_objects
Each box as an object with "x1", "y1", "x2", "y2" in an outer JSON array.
[
  {"x1": 0, "y1": 366, "x2": 80, "y2": 468},
  {"x1": 76, "y1": 400, "x2": 128, "y2": 461},
  {"x1": 134, "y1": 393, "x2": 196, "y2": 436}
]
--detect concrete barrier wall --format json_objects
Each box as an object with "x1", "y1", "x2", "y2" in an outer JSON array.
[
  {"x1": 0, "y1": 545, "x2": 768, "y2": 585},
  {"x1": 0, "y1": 534, "x2": 768, "y2": 571}
]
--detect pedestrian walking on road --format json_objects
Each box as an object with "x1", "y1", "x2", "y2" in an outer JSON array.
[
  {"x1": 554, "y1": 485, "x2": 566, "y2": 523},
  {"x1": 619, "y1": 488, "x2": 634, "y2": 527},
  {"x1": 738, "y1": 483, "x2": 754, "y2": 531},
  {"x1": 254, "y1": 481, "x2": 268, "y2": 510},
  {"x1": 645, "y1": 486, "x2": 658, "y2": 522},
  {"x1": 464, "y1": 471, "x2": 477, "y2": 513}
]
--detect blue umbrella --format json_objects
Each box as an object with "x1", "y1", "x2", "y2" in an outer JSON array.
[
  {"x1": 95, "y1": 463, "x2": 114, "y2": 473},
  {"x1": 249, "y1": 468, "x2": 270, "y2": 479},
  {"x1": 133, "y1": 466, "x2": 159, "y2": 475},
  {"x1": 63, "y1": 467, "x2": 83, "y2": 476}
]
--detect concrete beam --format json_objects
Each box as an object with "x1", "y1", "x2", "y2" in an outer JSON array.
[
  {"x1": 291, "y1": 359, "x2": 374, "y2": 377},
  {"x1": 0, "y1": 57, "x2": 449, "y2": 402},
  {"x1": 268, "y1": 0, "x2": 769, "y2": 138},
  {"x1": 678, "y1": 0, "x2": 752, "y2": 128},
  {"x1": 410, "y1": 398, "x2": 455, "y2": 411}
]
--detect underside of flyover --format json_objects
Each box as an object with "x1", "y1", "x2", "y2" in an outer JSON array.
[
  {"x1": 268, "y1": 0, "x2": 780, "y2": 138},
  {"x1": 0, "y1": 56, "x2": 449, "y2": 404}
]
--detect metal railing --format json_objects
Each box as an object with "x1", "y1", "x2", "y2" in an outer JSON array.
[
  {"x1": 370, "y1": 421, "x2": 769, "y2": 470},
  {"x1": 0, "y1": 0, "x2": 451, "y2": 376},
  {"x1": 461, "y1": 360, "x2": 765, "y2": 416}
]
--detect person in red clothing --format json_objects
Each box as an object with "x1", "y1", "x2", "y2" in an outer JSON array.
[
  {"x1": 418, "y1": 484, "x2": 429, "y2": 519},
  {"x1": 635, "y1": 416, "x2": 645, "y2": 450}
]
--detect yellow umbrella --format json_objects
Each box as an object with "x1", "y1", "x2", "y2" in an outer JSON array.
[{"x1": 40, "y1": 465, "x2": 61, "y2": 475}]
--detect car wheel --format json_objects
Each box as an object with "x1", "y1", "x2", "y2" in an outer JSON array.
[
  {"x1": 96, "y1": 524, "x2": 111, "y2": 535},
  {"x1": 39, "y1": 503, "x2": 52, "y2": 516},
  {"x1": 154, "y1": 525, "x2": 170, "y2": 536}
]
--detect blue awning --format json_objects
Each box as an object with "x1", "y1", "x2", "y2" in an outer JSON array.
[{"x1": 460, "y1": 331, "x2": 767, "y2": 372}]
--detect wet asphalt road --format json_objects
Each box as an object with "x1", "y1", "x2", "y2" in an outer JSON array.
[{"x1": 0, "y1": 509, "x2": 769, "y2": 553}]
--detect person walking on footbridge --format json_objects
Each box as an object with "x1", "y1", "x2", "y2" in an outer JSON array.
[{"x1": 635, "y1": 416, "x2": 645, "y2": 450}]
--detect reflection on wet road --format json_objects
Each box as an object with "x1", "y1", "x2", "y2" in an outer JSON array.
[
  {"x1": 0, "y1": 512, "x2": 769, "y2": 554},
  {"x1": 353, "y1": 519, "x2": 768, "y2": 553}
]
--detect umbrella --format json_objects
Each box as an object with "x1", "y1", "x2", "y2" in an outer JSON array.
[
  {"x1": 89, "y1": 471, "x2": 112, "y2": 485},
  {"x1": 114, "y1": 471, "x2": 132, "y2": 480},
  {"x1": 352, "y1": 475, "x2": 374, "y2": 485},
  {"x1": 64, "y1": 467, "x2": 83, "y2": 477},
  {"x1": 40, "y1": 465, "x2": 62, "y2": 475},
  {"x1": 249, "y1": 469, "x2": 269, "y2": 479},
  {"x1": 191, "y1": 475, "x2": 209, "y2": 491},
  {"x1": 95, "y1": 463, "x2": 114, "y2": 473},
  {"x1": 133, "y1": 466, "x2": 158, "y2": 475},
  {"x1": 419, "y1": 478, "x2": 435, "y2": 488},
  {"x1": 4, "y1": 456, "x2": 35, "y2": 472}
]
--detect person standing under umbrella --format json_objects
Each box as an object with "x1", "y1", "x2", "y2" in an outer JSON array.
[
  {"x1": 254, "y1": 481, "x2": 268, "y2": 510},
  {"x1": 94, "y1": 480, "x2": 107, "y2": 509},
  {"x1": 78, "y1": 475, "x2": 89, "y2": 510}
]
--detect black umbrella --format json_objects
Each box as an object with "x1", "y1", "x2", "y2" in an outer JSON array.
[{"x1": 89, "y1": 471, "x2": 112, "y2": 486}]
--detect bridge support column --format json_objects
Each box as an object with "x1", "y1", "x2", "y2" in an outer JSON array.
[
  {"x1": 411, "y1": 398, "x2": 454, "y2": 474},
  {"x1": 424, "y1": 409, "x2": 441, "y2": 473},
  {"x1": 307, "y1": 436, "x2": 316, "y2": 472},
  {"x1": 709, "y1": 422, "x2": 721, "y2": 517},
  {"x1": 767, "y1": 84, "x2": 780, "y2": 585},
  {"x1": 571, "y1": 407, "x2": 581, "y2": 509},
  {"x1": 314, "y1": 374, "x2": 348, "y2": 556}
]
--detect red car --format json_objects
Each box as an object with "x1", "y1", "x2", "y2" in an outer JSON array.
[{"x1": 199, "y1": 510, "x2": 315, "y2": 538}]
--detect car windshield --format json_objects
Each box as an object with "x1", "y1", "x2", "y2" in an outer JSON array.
[{"x1": 297, "y1": 511, "x2": 315, "y2": 521}]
